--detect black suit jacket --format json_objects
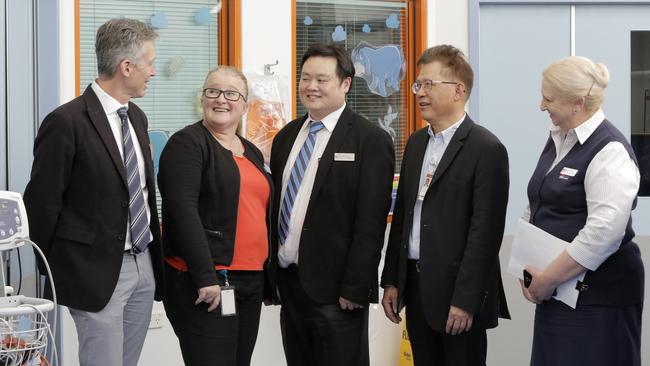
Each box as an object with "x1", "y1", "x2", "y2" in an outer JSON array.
[
  {"x1": 270, "y1": 106, "x2": 395, "y2": 305},
  {"x1": 24, "y1": 85, "x2": 164, "y2": 312},
  {"x1": 158, "y1": 121, "x2": 276, "y2": 300},
  {"x1": 381, "y1": 116, "x2": 510, "y2": 331}
]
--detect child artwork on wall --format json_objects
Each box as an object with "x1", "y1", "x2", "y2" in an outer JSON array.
[
  {"x1": 195, "y1": 6, "x2": 212, "y2": 25},
  {"x1": 378, "y1": 105, "x2": 398, "y2": 141},
  {"x1": 352, "y1": 42, "x2": 405, "y2": 97},
  {"x1": 150, "y1": 11, "x2": 168, "y2": 29},
  {"x1": 332, "y1": 25, "x2": 347, "y2": 42}
]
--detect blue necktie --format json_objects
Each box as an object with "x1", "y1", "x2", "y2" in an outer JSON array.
[
  {"x1": 117, "y1": 107, "x2": 151, "y2": 253},
  {"x1": 278, "y1": 121, "x2": 325, "y2": 244}
]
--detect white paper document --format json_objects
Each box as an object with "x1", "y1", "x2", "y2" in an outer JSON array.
[{"x1": 507, "y1": 218, "x2": 586, "y2": 309}]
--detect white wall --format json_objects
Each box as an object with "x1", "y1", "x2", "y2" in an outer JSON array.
[
  {"x1": 58, "y1": 0, "x2": 76, "y2": 104},
  {"x1": 427, "y1": 0, "x2": 468, "y2": 51}
]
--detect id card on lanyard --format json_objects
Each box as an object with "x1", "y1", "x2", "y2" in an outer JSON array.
[
  {"x1": 417, "y1": 173, "x2": 433, "y2": 200},
  {"x1": 219, "y1": 270, "x2": 237, "y2": 317},
  {"x1": 417, "y1": 154, "x2": 438, "y2": 201}
]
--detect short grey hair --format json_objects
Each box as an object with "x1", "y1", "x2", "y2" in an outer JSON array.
[
  {"x1": 95, "y1": 18, "x2": 158, "y2": 77},
  {"x1": 543, "y1": 56, "x2": 609, "y2": 112}
]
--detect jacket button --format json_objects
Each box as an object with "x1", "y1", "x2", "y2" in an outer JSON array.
[
  {"x1": 117, "y1": 234, "x2": 125, "y2": 241},
  {"x1": 121, "y1": 201, "x2": 128, "y2": 208}
]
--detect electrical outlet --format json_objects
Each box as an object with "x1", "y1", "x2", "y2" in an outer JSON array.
[{"x1": 149, "y1": 311, "x2": 164, "y2": 329}]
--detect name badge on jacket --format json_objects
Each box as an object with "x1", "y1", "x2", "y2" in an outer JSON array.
[
  {"x1": 559, "y1": 167, "x2": 578, "y2": 180},
  {"x1": 334, "y1": 153, "x2": 355, "y2": 162}
]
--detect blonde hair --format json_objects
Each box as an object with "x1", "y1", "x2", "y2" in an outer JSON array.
[
  {"x1": 202, "y1": 66, "x2": 249, "y2": 98},
  {"x1": 542, "y1": 56, "x2": 609, "y2": 112}
]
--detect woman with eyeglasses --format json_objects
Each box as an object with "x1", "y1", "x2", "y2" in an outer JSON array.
[
  {"x1": 158, "y1": 66, "x2": 275, "y2": 366},
  {"x1": 522, "y1": 56, "x2": 644, "y2": 365}
]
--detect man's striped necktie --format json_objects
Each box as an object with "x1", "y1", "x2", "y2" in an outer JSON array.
[
  {"x1": 278, "y1": 120, "x2": 325, "y2": 244},
  {"x1": 117, "y1": 107, "x2": 150, "y2": 253}
]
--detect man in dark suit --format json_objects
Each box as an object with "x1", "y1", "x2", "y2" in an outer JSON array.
[
  {"x1": 381, "y1": 45, "x2": 510, "y2": 366},
  {"x1": 23, "y1": 19, "x2": 163, "y2": 366},
  {"x1": 270, "y1": 43, "x2": 395, "y2": 366}
]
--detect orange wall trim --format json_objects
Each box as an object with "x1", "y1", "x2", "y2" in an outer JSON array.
[
  {"x1": 413, "y1": 0, "x2": 427, "y2": 131},
  {"x1": 219, "y1": 0, "x2": 242, "y2": 68},
  {"x1": 219, "y1": 2, "x2": 228, "y2": 66}
]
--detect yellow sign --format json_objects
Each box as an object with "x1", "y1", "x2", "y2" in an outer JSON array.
[{"x1": 398, "y1": 311, "x2": 414, "y2": 366}]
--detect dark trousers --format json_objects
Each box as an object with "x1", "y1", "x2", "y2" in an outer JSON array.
[
  {"x1": 531, "y1": 298, "x2": 642, "y2": 366},
  {"x1": 163, "y1": 263, "x2": 264, "y2": 366},
  {"x1": 404, "y1": 260, "x2": 487, "y2": 366},
  {"x1": 278, "y1": 265, "x2": 369, "y2": 366}
]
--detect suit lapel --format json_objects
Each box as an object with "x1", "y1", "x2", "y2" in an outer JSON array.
[
  {"x1": 128, "y1": 104, "x2": 155, "y2": 190},
  {"x1": 83, "y1": 86, "x2": 128, "y2": 187},
  {"x1": 275, "y1": 115, "x2": 308, "y2": 187},
  {"x1": 430, "y1": 116, "x2": 474, "y2": 185},
  {"x1": 404, "y1": 129, "x2": 430, "y2": 205},
  {"x1": 308, "y1": 107, "x2": 354, "y2": 209}
]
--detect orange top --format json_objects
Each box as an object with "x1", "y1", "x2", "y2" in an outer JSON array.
[{"x1": 166, "y1": 155, "x2": 269, "y2": 273}]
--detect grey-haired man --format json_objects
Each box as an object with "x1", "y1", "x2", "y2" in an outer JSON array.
[{"x1": 24, "y1": 18, "x2": 163, "y2": 366}]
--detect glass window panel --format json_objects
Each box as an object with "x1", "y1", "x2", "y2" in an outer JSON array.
[
  {"x1": 296, "y1": 0, "x2": 410, "y2": 172},
  {"x1": 631, "y1": 31, "x2": 650, "y2": 196},
  {"x1": 79, "y1": 0, "x2": 219, "y2": 214}
]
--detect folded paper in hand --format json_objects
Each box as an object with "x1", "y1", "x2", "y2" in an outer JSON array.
[{"x1": 507, "y1": 218, "x2": 586, "y2": 309}]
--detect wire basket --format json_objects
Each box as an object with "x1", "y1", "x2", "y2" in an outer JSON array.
[{"x1": 0, "y1": 296, "x2": 54, "y2": 366}]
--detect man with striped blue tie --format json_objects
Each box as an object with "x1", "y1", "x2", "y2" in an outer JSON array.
[
  {"x1": 24, "y1": 18, "x2": 163, "y2": 366},
  {"x1": 270, "y1": 43, "x2": 395, "y2": 366}
]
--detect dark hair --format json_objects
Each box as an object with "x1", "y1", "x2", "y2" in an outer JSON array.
[
  {"x1": 417, "y1": 44, "x2": 473, "y2": 99},
  {"x1": 300, "y1": 43, "x2": 355, "y2": 89}
]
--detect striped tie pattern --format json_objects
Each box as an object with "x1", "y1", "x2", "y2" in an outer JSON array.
[
  {"x1": 278, "y1": 121, "x2": 325, "y2": 244},
  {"x1": 117, "y1": 107, "x2": 151, "y2": 253}
]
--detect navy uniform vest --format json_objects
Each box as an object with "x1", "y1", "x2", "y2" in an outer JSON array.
[{"x1": 527, "y1": 120, "x2": 644, "y2": 306}]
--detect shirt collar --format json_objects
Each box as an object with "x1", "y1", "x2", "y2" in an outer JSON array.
[
  {"x1": 91, "y1": 80, "x2": 129, "y2": 115},
  {"x1": 427, "y1": 113, "x2": 466, "y2": 144},
  {"x1": 307, "y1": 103, "x2": 346, "y2": 133},
  {"x1": 550, "y1": 109, "x2": 605, "y2": 145}
]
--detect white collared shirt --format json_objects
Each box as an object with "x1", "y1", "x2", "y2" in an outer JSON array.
[
  {"x1": 523, "y1": 109, "x2": 640, "y2": 270},
  {"x1": 91, "y1": 81, "x2": 152, "y2": 251},
  {"x1": 408, "y1": 114, "x2": 466, "y2": 260},
  {"x1": 277, "y1": 103, "x2": 345, "y2": 267}
]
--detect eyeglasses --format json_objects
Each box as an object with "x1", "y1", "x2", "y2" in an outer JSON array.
[
  {"x1": 412, "y1": 79, "x2": 458, "y2": 94},
  {"x1": 202, "y1": 88, "x2": 247, "y2": 102}
]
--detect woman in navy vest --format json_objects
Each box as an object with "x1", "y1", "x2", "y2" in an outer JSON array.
[{"x1": 521, "y1": 56, "x2": 644, "y2": 366}]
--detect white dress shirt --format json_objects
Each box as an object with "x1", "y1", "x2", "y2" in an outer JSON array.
[
  {"x1": 277, "y1": 103, "x2": 346, "y2": 267},
  {"x1": 523, "y1": 109, "x2": 640, "y2": 270},
  {"x1": 91, "y1": 81, "x2": 152, "y2": 251},
  {"x1": 408, "y1": 114, "x2": 466, "y2": 260}
]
